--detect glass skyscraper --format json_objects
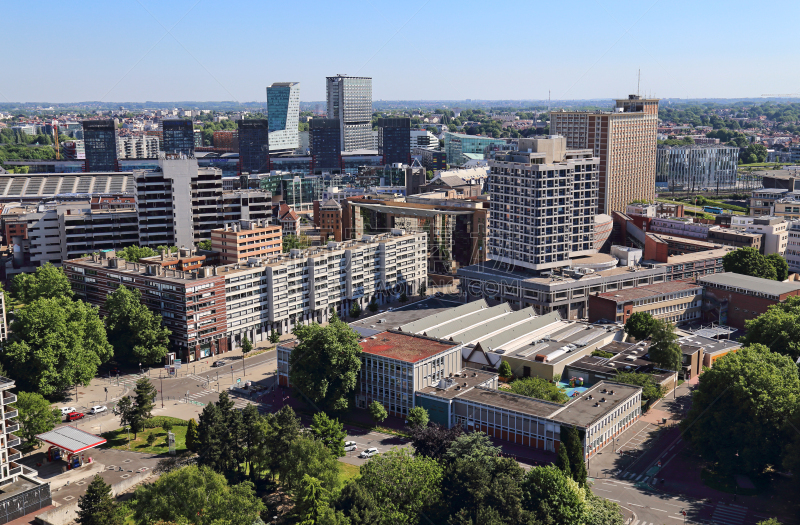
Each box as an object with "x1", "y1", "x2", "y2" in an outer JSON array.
[
  {"x1": 82, "y1": 120, "x2": 118, "y2": 172},
  {"x1": 378, "y1": 118, "x2": 411, "y2": 165},
  {"x1": 310, "y1": 118, "x2": 342, "y2": 173},
  {"x1": 267, "y1": 82, "x2": 300, "y2": 152},
  {"x1": 238, "y1": 119, "x2": 270, "y2": 174},
  {"x1": 326, "y1": 75, "x2": 372, "y2": 152},
  {"x1": 162, "y1": 119, "x2": 195, "y2": 156}
]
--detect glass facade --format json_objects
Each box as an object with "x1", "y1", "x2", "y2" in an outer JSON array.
[
  {"x1": 443, "y1": 132, "x2": 505, "y2": 166},
  {"x1": 656, "y1": 145, "x2": 739, "y2": 192},
  {"x1": 310, "y1": 118, "x2": 342, "y2": 172},
  {"x1": 82, "y1": 120, "x2": 118, "y2": 172},
  {"x1": 237, "y1": 119, "x2": 270, "y2": 174},
  {"x1": 267, "y1": 82, "x2": 301, "y2": 151},
  {"x1": 378, "y1": 118, "x2": 411, "y2": 165},
  {"x1": 162, "y1": 119, "x2": 195, "y2": 156}
]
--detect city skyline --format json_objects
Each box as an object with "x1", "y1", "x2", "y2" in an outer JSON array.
[{"x1": 2, "y1": 0, "x2": 798, "y2": 103}]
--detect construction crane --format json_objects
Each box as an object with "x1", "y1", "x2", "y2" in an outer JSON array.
[{"x1": 54, "y1": 124, "x2": 60, "y2": 160}]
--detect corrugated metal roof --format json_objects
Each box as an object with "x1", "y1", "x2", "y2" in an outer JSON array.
[
  {"x1": 37, "y1": 426, "x2": 107, "y2": 454},
  {"x1": 474, "y1": 311, "x2": 563, "y2": 354},
  {"x1": 698, "y1": 272, "x2": 800, "y2": 297},
  {"x1": 422, "y1": 303, "x2": 513, "y2": 340},
  {"x1": 398, "y1": 299, "x2": 489, "y2": 334},
  {"x1": 445, "y1": 307, "x2": 540, "y2": 346}
]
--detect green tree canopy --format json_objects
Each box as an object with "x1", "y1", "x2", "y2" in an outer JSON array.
[
  {"x1": 369, "y1": 401, "x2": 387, "y2": 424},
  {"x1": 508, "y1": 377, "x2": 569, "y2": 403},
  {"x1": 11, "y1": 262, "x2": 73, "y2": 303},
  {"x1": 624, "y1": 311, "x2": 657, "y2": 340},
  {"x1": 562, "y1": 427, "x2": 587, "y2": 487},
  {"x1": 115, "y1": 245, "x2": 158, "y2": 263},
  {"x1": 16, "y1": 391, "x2": 61, "y2": 446},
  {"x1": 132, "y1": 465, "x2": 265, "y2": 525},
  {"x1": 521, "y1": 465, "x2": 590, "y2": 525},
  {"x1": 407, "y1": 406, "x2": 429, "y2": 428},
  {"x1": 682, "y1": 344, "x2": 800, "y2": 474},
  {"x1": 648, "y1": 320, "x2": 682, "y2": 372},
  {"x1": 498, "y1": 360, "x2": 513, "y2": 378},
  {"x1": 104, "y1": 286, "x2": 171, "y2": 365},
  {"x1": 740, "y1": 295, "x2": 800, "y2": 361},
  {"x1": 281, "y1": 435, "x2": 342, "y2": 495},
  {"x1": 197, "y1": 239, "x2": 212, "y2": 251},
  {"x1": 766, "y1": 253, "x2": 789, "y2": 281},
  {"x1": 409, "y1": 423, "x2": 463, "y2": 461},
  {"x1": 289, "y1": 317, "x2": 362, "y2": 411},
  {"x1": 186, "y1": 418, "x2": 199, "y2": 452},
  {"x1": 76, "y1": 474, "x2": 122, "y2": 525},
  {"x1": 2, "y1": 297, "x2": 112, "y2": 395},
  {"x1": 613, "y1": 371, "x2": 665, "y2": 403},
  {"x1": 722, "y1": 247, "x2": 780, "y2": 280},
  {"x1": 310, "y1": 412, "x2": 347, "y2": 457}
]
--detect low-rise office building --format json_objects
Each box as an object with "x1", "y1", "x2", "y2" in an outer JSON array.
[
  {"x1": 699, "y1": 272, "x2": 800, "y2": 330},
  {"x1": 210, "y1": 220, "x2": 282, "y2": 264},
  {"x1": 588, "y1": 281, "x2": 703, "y2": 325}
]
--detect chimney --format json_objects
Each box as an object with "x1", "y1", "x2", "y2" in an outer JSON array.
[{"x1": 161, "y1": 249, "x2": 166, "y2": 261}]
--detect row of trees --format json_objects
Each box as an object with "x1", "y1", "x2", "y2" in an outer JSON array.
[
  {"x1": 0, "y1": 263, "x2": 170, "y2": 396},
  {"x1": 722, "y1": 247, "x2": 789, "y2": 282}
]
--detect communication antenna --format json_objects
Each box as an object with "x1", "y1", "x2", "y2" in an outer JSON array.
[
  {"x1": 637, "y1": 69, "x2": 641, "y2": 97},
  {"x1": 548, "y1": 90, "x2": 551, "y2": 113}
]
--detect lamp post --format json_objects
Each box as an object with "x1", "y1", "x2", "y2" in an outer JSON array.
[{"x1": 160, "y1": 376, "x2": 164, "y2": 408}]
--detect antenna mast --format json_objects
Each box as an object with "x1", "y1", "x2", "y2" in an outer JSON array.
[{"x1": 637, "y1": 69, "x2": 641, "y2": 96}]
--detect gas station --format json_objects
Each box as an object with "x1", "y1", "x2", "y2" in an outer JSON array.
[{"x1": 36, "y1": 426, "x2": 107, "y2": 471}]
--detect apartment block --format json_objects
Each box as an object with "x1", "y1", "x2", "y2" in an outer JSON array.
[
  {"x1": 588, "y1": 281, "x2": 703, "y2": 325},
  {"x1": 786, "y1": 220, "x2": 800, "y2": 273},
  {"x1": 118, "y1": 136, "x2": 160, "y2": 159},
  {"x1": 412, "y1": 147, "x2": 446, "y2": 171},
  {"x1": 550, "y1": 95, "x2": 659, "y2": 213},
  {"x1": 731, "y1": 216, "x2": 788, "y2": 255},
  {"x1": 488, "y1": 136, "x2": 600, "y2": 270},
  {"x1": 211, "y1": 220, "x2": 282, "y2": 264}
]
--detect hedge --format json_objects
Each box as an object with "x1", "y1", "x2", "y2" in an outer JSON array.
[{"x1": 143, "y1": 416, "x2": 189, "y2": 429}]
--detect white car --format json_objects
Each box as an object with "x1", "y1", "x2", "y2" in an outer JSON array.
[
  {"x1": 358, "y1": 447, "x2": 378, "y2": 458},
  {"x1": 60, "y1": 407, "x2": 76, "y2": 415},
  {"x1": 89, "y1": 405, "x2": 107, "y2": 414},
  {"x1": 344, "y1": 441, "x2": 358, "y2": 452}
]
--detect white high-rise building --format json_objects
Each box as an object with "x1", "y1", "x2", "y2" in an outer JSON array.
[
  {"x1": 326, "y1": 75, "x2": 373, "y2": 152},
  {"x1": 267, "y1": 82, "x2": 301, "y2": 152}
]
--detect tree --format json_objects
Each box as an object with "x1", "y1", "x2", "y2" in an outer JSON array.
[
  {"x1": 132, "y1": 465, "x2": 265, "y2": 525},
  {"x1": 399, "y1": 292, "x2": 408, "y2": 303},
  {"x1": 624, "y1": 311, "x2": 657, "y2": 340},
  {"x1": 269, "y1": 329, "x2": 281, "y2": 344},
  {"x1": 11, "y1": 262, "x2": 73, "y2": 303},
  {"x1": 614, "y1": 371, "x2": 665, "y2": 404},
  {"x1": 2, "y1": 297, "x2": 113, "y2": 396},
  {"x1": 76, "y1": 474, "x2": 121, "y2": 525},
  {"x1": 349, "y1": 302, "x2": 361, "y2": 319},
  {"x1": 586, "y1": 493, "x2": 625, "y2": 525},
  {"x1": 368, "y1": 296, "x2": 378, "y2": 313},
  {"x1": 521, "y1": 465, "x2": 590, "y2": 524},
  {"x1": 407, "y1": 406, "x2": 429, "y2": 428},
  {"x1": 161, "y1": 419, "x2": 173, "y2": 434},
  {"x1": 264, "y1": 405, "x2": 301, "y2": 481},
  {"x1": 116, "y1": 396, "x2": 134, "y2": 436},
  {"x1": 146, "y1": 433, "x2": 157, "y2": 447},
  {"x1": 561, "y1": 427, "x2": 587, "y2": 486},
  {"x1": 409, "y1": 423, "x2": 463, "y2": 461},
  {"x1": 722, "y1": 247, "x2": 778, "y2": 280},
  {"x1": 369, "y1": 401, "x2": 387, "y2": 425},
  {"x1": 293, "y1": 474, "x2": 343, "y2": 525},
  {"x1": 508, "y1": 377, "x2": 569, "y2": 403},
  {"x1": 16, "y1": 392, "x2": 61, "y2": 446},
  {"x1": 197, "y1": 240, "x2": 212, "y2": 251},
  {"x1": 119, "y1": 378, "x2": 157, "y2": 439},
  {"x1": 350, "y1": 448, "x2": 443, "y2": 524},
  {"x1": 104, "y1": 286, "x2": 171, "y2": 365},
  {"x1": 116, "y1": 245, "x2": 157, "y2": 263},
  {"x1": 682, "y1": 344, "x2": 800, "y2": 474},
  {"x1": 185, "y1": 418, "x2": 199, "y2": 452},
  {"x1": 289, "y1": 317, "x2": 362, "y2": 411},
  {"x1": 241, "y1": 336, "x2": 253, "y2": 376},
  {"x1": 281, "y1": 435, "x2": 342, "y2": 495},
  {"x1": 555, "y1": 439, "x2": 571, "y2": 479},
  {"x1": 648, "y1": 320, "x2": 682, "y2": 372},
  {"x1": 740, "y1": 295, "x2": 800, "y2": 361},
  {"x1": 766, "y1": 253, "x2": 789, "y2": 281},
  {"x1": 310, "y1": 412, "x2": 346, "y2": 457},
  {"x1": 498, "y1": 360, "x2": 513, "y2": 378}
]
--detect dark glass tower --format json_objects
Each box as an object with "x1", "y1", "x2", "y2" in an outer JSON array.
[
  {"x1": 237, "y1": 119, "x2": 270, "y2": 174},
  {"x1": 82, "y1": 120, "x2": 118, "y2": 172},
  {"x1": 162, "y1": 119, "x2": 195, "y2": 156},
  {"x1": 378, "y1": 118, "x2": 411, "y2": 165},
  {"x1": 310, "y1": 118, "x2": 342, "y2": 172}
]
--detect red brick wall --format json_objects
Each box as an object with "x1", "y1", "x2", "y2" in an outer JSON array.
[{"x1": 588, "y1": 294, "x2": 619, "y2": 323}]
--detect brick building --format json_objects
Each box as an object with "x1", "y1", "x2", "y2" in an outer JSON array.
[
  {"x1": 317, "y1": 198, "x2": 343, "y2": 242},
  {"x1": 699, "y1": 272, "x2": 800, "y2": 330},
  {"x1": 588, "y1": 281, "x2": 703, "y2": 325}
]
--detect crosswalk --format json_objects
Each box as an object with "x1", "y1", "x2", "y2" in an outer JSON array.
[
  {"x1": 112, "y1": 373, "x2": 145, "y2": 387},
  {"x1": 630, "y1": 521, "x2": 670, "y2": 525},
  {"x1": 711, "y1": 503, "x2": 748, "y2": 525}
]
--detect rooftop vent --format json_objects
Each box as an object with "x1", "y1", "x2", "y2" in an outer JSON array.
[{"x1": 370, "y1": 336, "x2": 377, "y2": 340}]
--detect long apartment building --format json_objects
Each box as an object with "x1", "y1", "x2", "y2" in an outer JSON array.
[
  {"x1": 63, "y1": 230, "x2": 427, "y2": 361},
  {"x1": 550, "y1": 95, "x2": 659, "y2": 214},
  {"x1": 488, "y1": 136, "x2": 599, "y2": 270}
]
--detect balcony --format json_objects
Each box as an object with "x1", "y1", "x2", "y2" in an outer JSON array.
[
  {"x1": 7, "y1": 447, "x2": 21, "y2": 462},
  {"x1": 8, "y1": 462, "x2": 23, "y2": 477},
  {"x1": 4, "y1": 409, "x2": 18, "y2": 420},
  {"x1": 6, "y1": 422, "x2": 20, "y2": 434},
  {"x1": 1, "y1": 391, "x2": 16, "y2": 405}
]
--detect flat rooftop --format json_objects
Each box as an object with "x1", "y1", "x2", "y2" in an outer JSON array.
[
  {"x1": 359, "y1": 331, "x2": 457, "y2": 363},
  {"x1": 596, "y1": 280, "x2": 702, "y2": 303},
  {"x1": 648, "y1": 246, "x2": 735, "y2": 266},
  {"x1": 457, "y1": 262, "x2": 661, "y2": 287},
  {"x1": 698, "y1": 272, "x2": 800, "y2": 297},
  {"x1": 550, "y1": 381, "x2": 642, "y2": 428},
  {"x1": 678, "y1": 334, "x2": 742, "y2": 355},
  {"x1": 417, "y1": 368, "x2": 498, "y2": 400},
  {"x1": 455, "y1": 387, "x2": 563, "y2": 418}
]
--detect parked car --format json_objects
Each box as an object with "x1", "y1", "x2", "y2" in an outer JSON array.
[
  {"x1": 344, "y1": 441, "x2": 358, "y2": 452},
  {"x1": 358, "y1": 447, "x2": 378, "y2": 458},
  {"x1": 60, "y1": 407, "x2": 76, "y2": 415},
  {"x1": 66, "y1": 411, "x2": 85, "y2": 422},
  {"x1": 212, "y1": 359, "x2": 228, "y2": 368},
  {"x1": 89, "y1": 405, "x2": 107, "y2": 414}
]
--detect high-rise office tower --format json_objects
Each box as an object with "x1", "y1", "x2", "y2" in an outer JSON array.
[
  {"x1": 326, "y1": 75, "x2": 373, "y2": 152},
  {"x1": 237, "y1": 119, "x2": 270, "y2": 174},
  {"x1": 267, "y1": 82, "x2": 301, "y2": 152},
  {"x1": 488, "y1": 136, "x2": 600, "y2": 270},
  {"x1": 310, "y1": 118, "x2": 342, "y2": 172},
  {"x1": 82, "y1": 120, "x2": 118, "y2": 172},
  {"x1": 162, "y1": 119, "x2": 196, "y2": 156},
  {"x1": 549, "y1": 95, "x2": 659, "y2": 214},
  {"x1": 378, "y1": 118, "x2": 411, "y2": 165}
]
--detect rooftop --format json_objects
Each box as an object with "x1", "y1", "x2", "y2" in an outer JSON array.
[
  {"x1": 455, "y1": 387, "x2": 563, "y2": 418},
  {"x1": 550, "y1": 381, "x2": 642, "y2": 428},
  {"x1": 359, "y1": 331, "x2": 457, "y2": 363},
  {"x1": 36, "y1": 426, "x2": 107, "y2": 454},
  {"x1": 698, "y1": 272, "x2": 800, "y2": 297},
  {"x1": 417, "y1": 368, "x2": 498, "y2": 400},
  {"x1": 596, "y1": 281, "x2": 702, "y2": 303},
  {"x1": 649, "y1": 246, "x2": 734, "y2": 266},
  {"x1": 350, "y1": 296, "x2": 465, "y2": 337}
]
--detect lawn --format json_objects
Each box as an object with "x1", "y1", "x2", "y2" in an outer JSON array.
[
  {"x1": 102, "y1": 417, "x2": 188, "y2": 455},
  {"x1": 338, "y1": 461, "x2": 360, "y2": 481}
]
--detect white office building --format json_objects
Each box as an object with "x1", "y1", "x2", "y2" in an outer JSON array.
[
  {"x1": 267, "y1": 82, "x2": 301, "y2": 152},
  {"x1": 326, "y1": 75, "x2": 373, "y2": 152}
]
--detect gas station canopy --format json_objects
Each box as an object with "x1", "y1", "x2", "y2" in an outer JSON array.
[{"x1": 36, "y1": 426, "x2": 107, "y2": 454}]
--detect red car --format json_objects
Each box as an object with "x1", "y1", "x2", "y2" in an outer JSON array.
[{"x1": 66, "y1": 411, "x2": 85, "y2": 422}]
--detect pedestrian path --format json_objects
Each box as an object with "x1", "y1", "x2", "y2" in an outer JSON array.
[{"x1": 710, "y1": 503, "x2": 748, "y2": 525}]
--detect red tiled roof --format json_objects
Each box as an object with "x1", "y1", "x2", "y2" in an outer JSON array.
[{"x1": 360, "y1": 331, "x2": 455, "y2": 363}]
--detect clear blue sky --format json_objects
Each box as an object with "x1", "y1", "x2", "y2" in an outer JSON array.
[{"x1": 2, "y1": 0, "x2": 798, "y2": 103}]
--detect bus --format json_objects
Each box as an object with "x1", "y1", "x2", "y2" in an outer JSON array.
[{"x1": 703, "y1": 206, "x2": 723, "y2": 214}]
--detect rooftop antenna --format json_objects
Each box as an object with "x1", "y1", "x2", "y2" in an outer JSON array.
[{"x1": 637, "y1": 69, "x2": 641, "y2": 96}]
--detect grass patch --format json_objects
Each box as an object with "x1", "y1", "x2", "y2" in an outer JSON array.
[
  {"x1": 338, "y1": 461, "x2": 360, "y2": 481},
  {"x1": 701, "y1": 468, "x2": 763, "y2": 496},
  {"x1": 102, "y1": 419, "x2": 188, "y2": 455}
]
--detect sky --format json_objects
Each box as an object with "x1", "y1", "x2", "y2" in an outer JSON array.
[{"x1": 2, "y1": 0, "x2": 800, "y2": 103}]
